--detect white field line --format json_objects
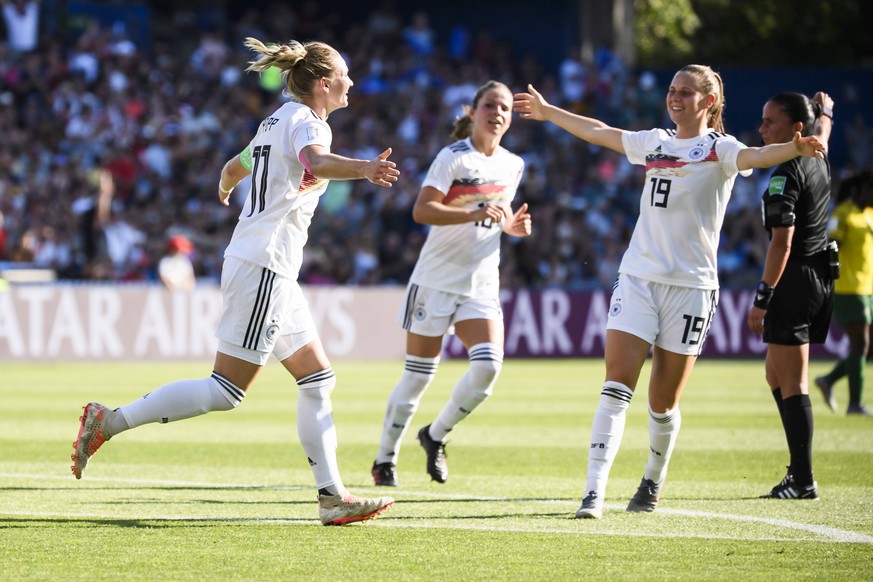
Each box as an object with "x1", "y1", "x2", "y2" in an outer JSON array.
[{"x1": 2, "y1": 473, "x2": 871, "y2": 544}]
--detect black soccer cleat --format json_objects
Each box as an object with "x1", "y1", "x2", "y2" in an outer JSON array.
[
  {"x1": 626, "y1": 477, "x2": 661, "y2": 512},
  {"x1": 761, "y1": 470, "x2": 819, "y2": 500},
  {"x1": 371, "y1": 461, "x2": 399, "y2": 487},
  {"x1": 417, "y1": 424, "x2": 448, "y2": 483}
]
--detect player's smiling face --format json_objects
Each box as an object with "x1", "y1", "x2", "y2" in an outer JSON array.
[
  {"x1": 324, "y1": 56, "x2": 353, "y2": 114},
  {"x1": 472, "y1": 86, "x2": 513, "y2": 139},
  {"x1": 666, "y1": 72, "x2": 712, "y2": 127}
]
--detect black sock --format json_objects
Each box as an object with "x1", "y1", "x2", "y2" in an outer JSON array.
[
  {"x1": 772, "y1": 388, "x2": 790, "y2": 460},
  {"x1": 781, "y1": 394, "x2": 814, "y2": 485}
]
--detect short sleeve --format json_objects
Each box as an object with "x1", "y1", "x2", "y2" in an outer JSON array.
[
  {"x1": 763, "y1": 165, "x2": 800, "y2": 228},
  {"x1": 620, "y1": 129, "x2": 653, "y2": 166},
  {"x1": 715, "y1": 138, "x2": 753, "y2": 178},
  {"x1": 290, "y1": 118, "x2": 332, "y2": 159},
  {"x1": 421, "y1": 147, "x2": 457, "y2": 194}
]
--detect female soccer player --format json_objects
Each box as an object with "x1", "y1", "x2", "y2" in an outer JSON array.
[
  {"x1": 72, "y1": 37, "x2": 399, "y2": 526},
  {"x1": 371, "y1": 80, "x2": 531, "y2": 487},
  {"x1": 514, "y1": 64, "x2": 825, "y2": 519}
]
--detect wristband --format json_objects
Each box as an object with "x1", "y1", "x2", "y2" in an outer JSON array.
[
  {"x1": 753, "y1": 281, "x2": 775, "y2": 310},
  {"x1": 218, "y1": 182, "x2": 233, "y2": 195},
  {"x1": 820, "y1": 105, "x2": 833, "y2": 120}
]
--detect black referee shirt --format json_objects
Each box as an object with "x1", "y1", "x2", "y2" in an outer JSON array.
[{"x1": 762, "y1": 154, "x2": 831, "y2": 257}]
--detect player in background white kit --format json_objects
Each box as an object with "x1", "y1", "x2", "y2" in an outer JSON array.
[
  {"x1": 71, "y1": 37, "x2": 400, "y2": 526},
  {"x1": 371, "y1": 81, "x2": 532, "y2": 487},
  {"x1": 514, "y1": 64, "x2": 825, "y2": 519}
]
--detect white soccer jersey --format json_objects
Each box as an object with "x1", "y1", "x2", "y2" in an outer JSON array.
[
  {"x1": 409, "y1": 137, "x2": 524, "y2": 297},
  {"x1": 619, "y1": 129, "x2": 752, "y2": 289},
  {"x1": 224, "y1": 101, "x2": 332, "y2": 280}
]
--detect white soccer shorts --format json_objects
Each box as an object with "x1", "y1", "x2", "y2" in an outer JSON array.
[
  {"x1": 397, "y1": 283, "x2": 502, "y2": 337},
  {"x1": 607, "y1": 273, "x2": 718, "y2": 356},
  {"x1": 216, "y1": 257, "x2": 317, "y2": 365}
]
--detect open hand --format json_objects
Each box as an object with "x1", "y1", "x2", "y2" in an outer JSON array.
[
  {"x1": 366, "y1": 148, "x2": 400, "y2": 187},
  {"x1": 513, "y1": 84, "x2": 549, "y2": 121}
]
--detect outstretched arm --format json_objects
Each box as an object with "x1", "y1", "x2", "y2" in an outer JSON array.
[
  {"x1": 513, "y1": 84, "x2": 625, "y2": 154},
  {"x1": 301, "y1": 145, "x2": 400, "y2": 187},
  {"x1": 736, "y1": 132, "x2": 825, "y2": 171}
]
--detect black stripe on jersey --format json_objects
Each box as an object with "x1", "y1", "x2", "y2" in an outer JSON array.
[
  {"x1": 707, "y1": 131, "x2": 725, "y2": 140},
  {"x1": 211, "y1": 371, "x2": 246, "y2": 404},
  {"x1": 601, "y1": 385, "x2": 633, "y2": 403},
  {"x1": 405, "y1": 359, "x2": 439, "y2": 375},
  {"x1": 243, "y1": 268, "x2": 276, "y2": 350},
  {"x1": 449, "y1": 140, "x2": 472, "y2": 153},
  {"x1": 664, "y1": 129, "x2": 676, "y2": 137},
  {"x1": 469, "y1": 344, "x2": 504, "y2": 363},
  {"x1": 298, "y1": 368, "x2": 335, "y2": 387},
  {"x1": 402, "y1": 284, "x2": 419, "y2": 331}
]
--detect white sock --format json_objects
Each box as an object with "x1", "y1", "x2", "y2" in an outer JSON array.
[
  {"x1": 296, "y1": 368, "x2": 345, "y2": 496},
  {"x1": 375, "y1": 355, "x2": 440, "y2": 465},
  {"x1": 585, "y1": 381, "x2": 634, "y2": 498},
  {"x1": 117, "y1": 372, "x2": 243, "y2": 432},
  {"x1": 430, "y1": 343, "x2": 502, "y2": 442},
  {"x1": 643, "y1": 405, "x2": 681, "y2": 485}
]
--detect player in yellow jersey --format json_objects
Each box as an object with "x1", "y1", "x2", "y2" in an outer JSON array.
[{"x1": 816, "y1": 170, "x2": 873, "y2": 416}]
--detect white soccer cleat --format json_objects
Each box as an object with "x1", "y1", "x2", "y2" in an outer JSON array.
[{"x1": 318, "y1": 493, "x2": 394, "y2": 526}]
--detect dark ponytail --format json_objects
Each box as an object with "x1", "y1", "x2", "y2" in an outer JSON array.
[{"x1": 768, "y1": 92, "x2": 817, "y2": 137}]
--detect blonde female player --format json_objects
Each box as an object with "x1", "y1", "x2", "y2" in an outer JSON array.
[
  {"x1": 71, "y1": 37, "x2": 399, "y2": 526},
  {"x1": 371, "y1": 80, "x2": 531, "y2": 487},
  {"x1": 514, "y1": 64, "x2": 825, "y2": 519}
]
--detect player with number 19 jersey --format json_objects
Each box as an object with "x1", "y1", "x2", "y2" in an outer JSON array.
[
  {"x1": 224, "y1": 101, "x2": 332, "y2": 281},
  {"x1": 620, "y1": 129, "x2": 752, "y2": 290},
  {"x1": 409, "y1": 137, "x2": 524, "y2": 298}
]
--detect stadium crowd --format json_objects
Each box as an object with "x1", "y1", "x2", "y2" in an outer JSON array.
[{"x1": 0, "y1": 1, "x2": 867, "y2": 291}]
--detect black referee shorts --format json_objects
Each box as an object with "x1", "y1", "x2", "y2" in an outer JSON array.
[{"x1": 763, "y1": 261, "x2": 833, "y2": 345}]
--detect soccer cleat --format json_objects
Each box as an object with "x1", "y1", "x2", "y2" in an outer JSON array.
[
  {"x1": 847, "y1": 403, "x2": 873, "y2": 416},
  {"x1": 814, "y1": 376, "x2": 837, "y2": 413},
  {"x1": 761, "y1": 470, "x2": 819, "y2": 500},
  {"x1": 318, "y1": 493, "x2": 394, "y2": 526},
  {"x1": 626, "y1": 478, "x2": 661, "y2": 512},
  {"x1": 417, "y1": 424, "x2": 448, "y2": 483},
  {"x1": 575, "y1": 491, "x2": 603, "y2": 520},
  {"x1": 71, "y1": 402, "x2": 115, "y2": 479},
  {"x1": 372, "y1": 461, "x2": 399, "y2": 487}
]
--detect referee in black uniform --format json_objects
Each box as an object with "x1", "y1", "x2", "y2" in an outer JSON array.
[{"x1": 747, "y1": 90, "x2": 835, "y2": 500}]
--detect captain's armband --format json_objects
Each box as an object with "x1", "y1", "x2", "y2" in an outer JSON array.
[{"x1": 240, "y1": 146, "x2": 253, "y2": 171}]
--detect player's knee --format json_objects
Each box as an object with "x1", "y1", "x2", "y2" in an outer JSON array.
[
  {"x1": 297, "y1": 368, "x2": 336, "y2": 400},
  {"x1": 467, "y1": 344, "x2": 504, "y2": 400}
]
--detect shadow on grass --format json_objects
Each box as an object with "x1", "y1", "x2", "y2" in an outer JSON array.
[
  {"x1": 0, "y1": 485, "x2": 311, "y2": 492},
  {"x1": 0, "y1": 517, "x2": 315, "y2": 529}
]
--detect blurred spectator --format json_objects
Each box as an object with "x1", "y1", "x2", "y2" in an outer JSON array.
[
  {"x1": 2, "y1": 0, "x2": 40, "y2": 54},
  {"x1": 158, "y1": 234, "x2": 196, "y2": 292},
  {"x1": 0, "y1": 5, "x2": 863, "y2": 292}
]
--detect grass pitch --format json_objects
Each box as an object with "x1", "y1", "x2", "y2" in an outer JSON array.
[{"x1": 2, "y1": 358, "x2": 872, "y2": 580}]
